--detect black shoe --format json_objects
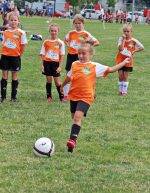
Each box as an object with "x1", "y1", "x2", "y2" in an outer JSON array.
[
  {"x1": 10, "y1": 98, "x2": 17, "y2": 102},
  {"x1": 0, "y1": 98, "x2": 5, "y2": 103},
  {"x1": 68, "y1": 147, "x2": 73, "y2": 153}
]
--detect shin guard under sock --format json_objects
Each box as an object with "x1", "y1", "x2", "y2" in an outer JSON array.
[
  {"x1": 11, "y1": 80, "x2": 19, "y2": 99},
  {"x1": 1, "y1": 78, "x2": 7, "y2": 99},
  {"x1": 70, "y1": 124, "x2": 81, "y2": 140},
  {"x1": 56, "y1": 85, "x2": 64, "y2": 100},
  {"x1": 46, "y1": 82, "x2": 52, "y2": 98}
]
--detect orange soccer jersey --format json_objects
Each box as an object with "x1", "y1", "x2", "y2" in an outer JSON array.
[
  {"x1": 64, "y1": 30, "x2": 99, "y2": 55},
  {"x1": 2, "y1": 28, "x2": 27, "y2": 56},
  {"x1": 40, "y1": 39, "x2": 65, "y2": 62},
  {"x1": 67, "y1": 61, "x2": 109, "y2": 105},
  {"x1": 116, "y1": 37, "x2": 144, "y2": 67}
]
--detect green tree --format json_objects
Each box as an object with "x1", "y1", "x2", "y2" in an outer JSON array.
[
  {"x1": 14, "y1": 0, "x2": 39, "y2": 9},
  {"x1": 107, "y1": 0, "x2": 116, "y2": 7},
  {"x1": 67, "y1": 0, "x2": 100, "y2": 7},
  {"x1": 142, "y1": 0, "x2": 150, "y2": 7},
  {"x1": 67, "y1": 0, "x2": 79, "y2": 7}
]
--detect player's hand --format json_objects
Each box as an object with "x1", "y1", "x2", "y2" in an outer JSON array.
[
  {"x1": 123, "y1": 57, "x2": 130, "y2": 64},
  {"x1": 86, "y1": 37, "x2": 93, "y2": 45},
  {"x1": 56, "y1": 66, "x2": 61, "y2": 73},
  {"x1": 60, "y1": 85, "x2": 64, "y2": 94}
]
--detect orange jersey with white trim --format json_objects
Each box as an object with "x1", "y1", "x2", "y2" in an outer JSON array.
[
  {"x1": 2, "y1": 28, "x2": 27, "y2": 56},
  {"x1": 116, "y1": 37, "x2": 144, "y2": 67},
  {"x1": 40, "y1": 39, "x2": 65, "y2": 62},
  {"x1": 65, "y1": 30, "x2": 99, "y2": 55},
  {"x1": 67, "y1": 61, "x2": 109, "y2": 105}
]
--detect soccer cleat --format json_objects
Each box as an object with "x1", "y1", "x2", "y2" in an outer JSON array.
[
  {"x1": 67, "y1": 139, "x2": 76, "y2": 153},
  {"x1": 10, "y1": 98, "x2": 17, "y2": 102},
  {"x1": 47, "y1": 97, "x2": 52, "y2": 103},
  {"x1": 0, "y1": 98, "x2": 5, "y2": 103},
  {"x1": 121, "y1": 92, "x2": 127, "y2": 96}
]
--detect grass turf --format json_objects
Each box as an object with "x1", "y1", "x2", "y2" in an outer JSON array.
[{"x1": 0, "y1": 17, "x2": 150, "y2": 193}]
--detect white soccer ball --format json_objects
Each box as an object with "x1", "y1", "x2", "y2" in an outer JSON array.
[
  {"x1": 46, "y1": 20, "x2": 49, "y2": 23},
  {"x1": 33, "y1": 137, "x2": 55, "y2": 157}
]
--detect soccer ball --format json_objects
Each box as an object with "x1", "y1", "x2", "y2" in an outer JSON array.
[{"x1": 33, "y1": 137, "x2": 55, "y2": 157}]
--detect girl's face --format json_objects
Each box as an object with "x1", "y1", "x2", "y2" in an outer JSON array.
[
  {"x1": 78, "y1": 47, "x2": 92, "y2": 63},
  {"x1": 50, "y1": 26, "x2": 59, "y2": 39},
  {"x1": 123, "y1": 28, "x2": 132, "y2": 38},
  {"x1": 73, "y1": 20, "x2": 84, "y2": 31},
  {"x1": 9, "y1": 15, "x2": 19, "y2": 29}
]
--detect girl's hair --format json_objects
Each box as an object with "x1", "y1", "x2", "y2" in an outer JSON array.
[
  {"x1": 73, "y1": 14, "x2": 84, "y2": 24},
  {"x1": 122, "y1": 24, "x2": 132, "y2": 32},
  {"x1": 49, "y1": 23, "x2": 60, "y2": 32},
  {"x1": 8, "y1": 12, "x2": 19, "y2": 21},
  {"x1": 78, "y1": 42, "x2": 94, "y2": 55}
]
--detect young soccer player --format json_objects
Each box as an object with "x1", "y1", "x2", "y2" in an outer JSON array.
[
  {"x1": 63, "y1": 14, "x2": 100, "y2": 100},
  {"x1": 116, "y1": 24, "x2": 144, "y2": 96},
  {"x1": 61, "y1": 43, "x2": 130, "y2": 153},
  {"x1": 0, "y1": 13, "x2": 27, "y2": 102},
  {"x1": 40, "y1": 24, "x2": 65, "y2": 103}
]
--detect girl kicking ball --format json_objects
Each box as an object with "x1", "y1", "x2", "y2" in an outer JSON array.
[{"x1": 61, "y1": 43, "x2": 130, "y2": 153}]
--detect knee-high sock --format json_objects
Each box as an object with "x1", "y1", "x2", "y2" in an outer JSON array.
[
  {"x1": 46, "y1": 82, "x2": 52, "y2": 98},
  {"x1": 122, "y1": 82, "x2": 129, "y2": 93},
  {"x1": 118, "y1": 81, "x2": 123, "y2": 92},
  {"x1": 11, "y1": 80, "x2": 19, "y2": 99},
  {"x1": 56, "y1": 85, "x2": 64, "y2": 100},
  {"x1": 70, "y1": 124, "x2": 81, "y2": 140},
  {"x1": 1, "y1": 78, "x2": 7, "y2": 99}
]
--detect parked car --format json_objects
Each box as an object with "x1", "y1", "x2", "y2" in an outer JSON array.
[{"x1": 80, "y1": 9, "x2": 102, "y2": 19}]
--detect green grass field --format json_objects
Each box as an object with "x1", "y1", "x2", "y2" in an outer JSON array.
[{"x1": 0, "y1": 17, "x2": 150, "y2": 193}]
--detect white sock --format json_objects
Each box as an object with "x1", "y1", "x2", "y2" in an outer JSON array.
[
  {"x1": 118, "y1": 81, "x2": 123, "y2": 92},
  {"x1": 122, "y1": 82, "x2": 129, "y2": 93},
  {"x1": 63, "y1": 83, "x2": 70, "y2": 97}
]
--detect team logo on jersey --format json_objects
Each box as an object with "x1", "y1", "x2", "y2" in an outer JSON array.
[
  {"x1": 4, "y1": 39, "x2": 16, "y2": 49},
  {"x1": 120, "y1": 48, "x2": 132, "y2": 57},
  {"x1": 46, "y1": 50, "x2": 59, "y2": 60},
  {"x1": 82, "y1": 66, "x2": 91, "y2": 75},
  {"x1": 70, "y1": 40, "x2": 79, "y2": 49}
]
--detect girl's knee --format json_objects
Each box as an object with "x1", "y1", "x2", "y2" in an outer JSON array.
[
  {"x1": 54, "y1": 78, "x2": 61, "y2": 86},
  {"x1": 2, "y1": 71, "x2": 8, "y2": 79},
  {"x1": 46, "y1": 76, "x2": 52, "y2": 83},
  {"x1": 73, "y1": 112, "x2": 83, "y2": 124},
  {"x1": 12, "y1": 72, "x2": 18, "y2": 80}
]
